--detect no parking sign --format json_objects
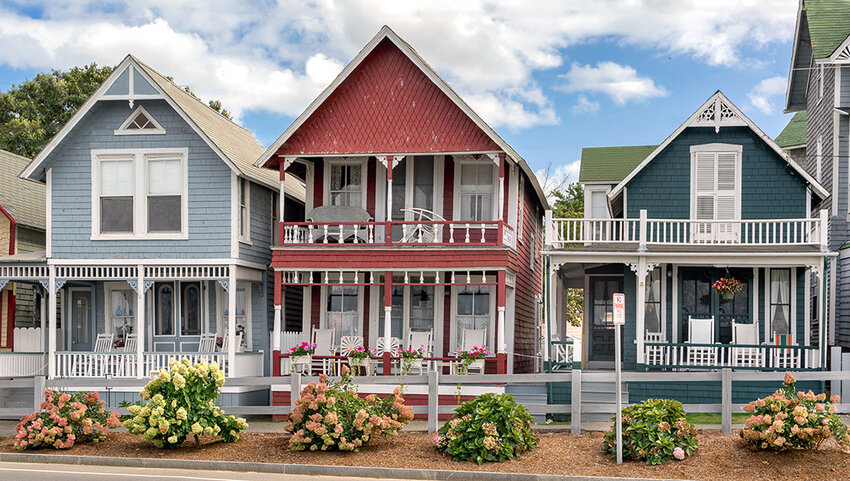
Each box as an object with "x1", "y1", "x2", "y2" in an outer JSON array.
[{"x1": 613, "y1": 293, "x2": 625, "y2": 325}]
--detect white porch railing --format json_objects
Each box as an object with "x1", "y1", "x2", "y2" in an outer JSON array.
[
  {"x1": 54, "y1": 352, "x2": 265, "y2": 378},
  {"x1": 279, "y1": 221, "x2": 512, "y2": 247},
  {"x1": 644, "y1": 342, "x2": 821, "y2": 370},
  {"x1": 0, "y1": 353, "x2": 46, "y2": 377},
  {"x1": 545, "y1": 209, "x2": 829, "y2": 249},
  {"x1": 549, "y1": 337, "x2": 579, "y2": 370}
]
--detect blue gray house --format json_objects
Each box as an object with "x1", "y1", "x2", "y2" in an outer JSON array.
[
  {"x1": 0, "y1": 55, "x2": 304, "y2": 399},
  {"x1": 544, "y1": 92, "x2": 832, "y2": 394}
]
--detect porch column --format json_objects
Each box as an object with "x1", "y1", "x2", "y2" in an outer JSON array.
[
  {"x1": 39, "y1": 287, "x2": 46, "y2": 353},
  {"x1": 546, "y1": 259, "x2": 557, "y2": 364},
  {"x1": 498, "y1": 153, "x2": 506, "y2": 221},
  {"x1": 272, "y1": 270, "x2": 282, "y2": 377},
  {"x1": 135, "y1": 264, "x2": 145, "y2": 379},
  {"x1": 385, "y1": 155, "x2": 393, "y2": 244},
  {"x1": 279, "y1": 163, "x2": 286, "y2": 243},
  {"x1": 227, "y1": 264, "x2": 237, "y2": 378},
  {"x1": 632, "y1": 258, "x2": 649, "y2": 369},
  {"x1": 819, "y1": 258, "x2": 827, "y2": 368},
  {"x1": 47, "y1": 265, "x2": 56, "y2": 379},
  {"x1": 496, "y1": 270, "x2": 507, "y2": 374},
  {"x1": 383, "y1": 271, "x2": 392, "y2": 351}
]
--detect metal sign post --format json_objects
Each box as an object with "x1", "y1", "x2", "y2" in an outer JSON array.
[{"x1": 613, "y1": 292, "x2": 625, "y2": 464}]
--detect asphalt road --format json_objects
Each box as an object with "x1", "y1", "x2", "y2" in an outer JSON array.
[{"x1": 0, "y1": 461, "x2": 413, "y2": 481}]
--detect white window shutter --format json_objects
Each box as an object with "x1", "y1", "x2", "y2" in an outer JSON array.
[{"x1": 694, "y1": 152, "x2": 715, "y2": 221}]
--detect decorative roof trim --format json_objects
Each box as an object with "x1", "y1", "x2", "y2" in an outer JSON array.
[
  {"x1": 254, "y1": 25, "x2": 548, "y2": 208},
  {"x1": 609, "y1": 91, "x2": 830, "y2": 202},
  {"x1": 827, "y1": 33, "x2": 850, "y2": 63},
  {"x1": 113, "y1": 105, "x2": 166, "y2": 135}
]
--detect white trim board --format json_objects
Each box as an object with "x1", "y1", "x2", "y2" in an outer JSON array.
[
  {"x1": 254, "y1": 25, "x2": 548, "y2": 209},
  {"x1": 608, "y1": 91, "x2": 830, "y2": 204}
]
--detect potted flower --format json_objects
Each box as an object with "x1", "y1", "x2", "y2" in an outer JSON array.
[
  {"x1": 289, "y1": 342, "x2": 316, "y2": 372},
  {"x1": 215, "y1": 337, "x2": 223, "y2": 348},
  {"x1": 457, "y1": 345, "x2": 488, "y2": 375},
  {"x1": 113, "y1": 337, "x2": 125, "y2": 350},
  {"x1": 346, "y1": 345, "x2": 373, "y2": 371},
  {"x1": 713, "y1": 277, "x2": 743, "y2": 300},
  {"x1": 398, "y1": 346, "x2": 425, "y2": 375}
]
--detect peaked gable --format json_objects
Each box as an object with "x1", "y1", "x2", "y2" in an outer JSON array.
[{"x1": 278, "y1": 38, "x2": 499, "y2": 156}]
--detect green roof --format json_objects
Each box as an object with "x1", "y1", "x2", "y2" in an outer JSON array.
[
  {"x1": 579, "y1": 145, "x2": 657, "y2": 183},
  {"x1": 775, "y1": 110, "x2": 807, "y2": 148},
  {"x1": 807, "y1": 0, "x2": 850, "y2": 58}
]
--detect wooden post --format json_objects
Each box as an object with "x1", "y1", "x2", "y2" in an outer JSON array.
[
  {"x1": 571, "y1": 369, "x2": 581, "y2": 435},
  {"x1": 273, "y1": 270, "x2": 282, "y2": 377},
  {"x1": 386, "y1": 155, "x2": 393, "y2": 244},
  {"x1": 279, "y1": 165, "x2": 286, "y2": 244},
  {"x1": 496, "y1": 270, "x2": 507, "y2": 374},
  {"x1": 638, "y1": 209, "x2": 648, "y2": 252},
  {"x1": 227, "y1": 265, "x2": 237, "y2": 378},
  {"x1": 136, "y1": 264, "x2": 145, "y2": 379},
  {"x1": 39, "y1": 290, "x2": 46, "y2": 354},
  {"x1": 33, "y1": 375, "x2": 45, "y2": 412},
  {"x1": 428, "y1": 369, "x2": 439, "y2": 432},
  {"x1": 819, "y1": 209, "x2": 828, "y2": 252},
  {"x1": 383, "y1": 270, "x2": 392, "y2": 363},
  {"x1": 635, "y1": 258, "x2": 647, "y2": 367},
  {"x1": 290, "y1": 372, "x2": 301, "y2": 414},
  {"x1": 721, "y1": 368, "x2": 732, "y2": 434},
  {"x1": 47, "y1": 264, "x2": 56, "y2": 379}
]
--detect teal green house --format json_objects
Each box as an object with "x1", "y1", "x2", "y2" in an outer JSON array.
[{"x1": 544, "y1": 92, "x2": 832, "y2": 383}]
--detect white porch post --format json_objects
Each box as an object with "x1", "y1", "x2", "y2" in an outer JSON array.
[
  {"x1": 272, "y1": 271, "x2": 282, "y2": 353},
  {"x1": 227, "y1": 265, "x2": 236, "y2": 377},
  {"x1": 39, "y1": 289, "x2": 47, "y2": 354},
  {"x1": 136, "y1": 264, "x2": 145, "y2": 379},
  {"x1": 633, "y1": 258, "x2": 648, "y2": 366},
  {"x1": 546, "y1": 260, "x2": 558, "y2": 363},
  {"x1": 819, "y1": 258, "x2": 827, "y2": 368},
  {"x1": 383, "y1": 271, "x2": 392, "y2": 352},
  {"x1": 47, "y1": 264, "x2": 56, "y2": 379}
]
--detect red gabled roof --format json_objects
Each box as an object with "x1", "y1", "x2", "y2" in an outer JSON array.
[{"x1": 277, "y1": 38, "x2": 499, "y2": 156}]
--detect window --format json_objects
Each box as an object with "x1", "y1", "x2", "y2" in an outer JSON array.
[
  {"x1": 391, "y1": 156, "x2": 436, "y2": 240},
  {"x1": 517, "y1": 175, "x2": 525, "y2": 241},
  {"x1": 271, "y1": 192, "x2": 280, "y2": 246},
  {"x1": 409, "y1": 286, "x2": 435, "y2": 333},
  {"x1": 645, "y1": 267, "x2": 662, "y2": 334},
  {"x1": 329, "y1": 162, "x2": 363, "y2": 207},
  {"x1": 181, "y1": 282, "x2": 201, "y2": 336},
  {"x1": 91, "y1": 148, "x2": 187, "y2": 239},
  {"x1": 458, "y1": 163, "x2": 495, "y2": 221},
  {"x1": 154, "y1": 282, "x2": 174, "y2": 336},
  {"x1": 326, "y1": 286, "x2": 360, "y2": 338},
  {"x1": 147, "y1": 156, "x2": 182, "y2": 232},
  {"x1": 816, "y1": 137, "x2": 823, "y2": 182},
  {"x1": 99, "y1": 156, "x2": 134, "y2": 233},
  {"x1": 114, "y1": 106, "x2": 165, "y2": 135},
  {"x1": 818, "y1": 64, "x2": 824, "y2": 101},
  {"x1": 108, "y1": 286, "x2": 135, "y2": 338},
  {"x1": 591, "y1": 191, "x2": 608, "y2": 218},
  {"x1": 690, "y1": 145, "x2": 741, "y2": 240},
  {"x1": 770, "y1": 269, "x2": 792, "y2": 339},
  {"x1": 456, "y1": 285, "x2": 491, "y2": 347},
  {"x1": 238, "y1": 177, "x2": 250, "y2": 242}
]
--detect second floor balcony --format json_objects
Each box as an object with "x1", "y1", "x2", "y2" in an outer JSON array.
[{"x1": 545, "y1": 209, "x2": 829, "y2": 251}]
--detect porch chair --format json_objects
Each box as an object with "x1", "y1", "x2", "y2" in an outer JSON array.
[
  {"x1": 338, "y1": 335, "x2": 365, "y2": 374},
  {"x1": 399, "y1": 208, "x2": 446, "y2": 243},
  {"x1": 118, "y1": 333, "x2": 138, "y2": 377},
  {"x1": 85, "y1": 333, "x2": 114, "y2": 377},
  {"x1": 198, "y1": 334, "x2": 216, "y2": 352},
  {"x1": 405, "y1": 329, "x2": 433, "y2": 374},
  {"x1": 311, "y1": 328, "x2": 336, "y2": 375},
  {"x1": 644, "y1": 331, "x2": 666, "y2": 367},
  {"x1": 686, "y1": 317, "x2": 716, "y2": 367},
  {"x1": 305, "y1": 206, "x2": 373, "y2": 243},
  {"x1": 217, "y1": 332, "x2": 244, "y2": 376},
  {"x1": 731, "y1": 321, "x2": 762, "y2": 368},
  {"x1": 457, "y1": 328, "x2": 487, "y2": 374}
]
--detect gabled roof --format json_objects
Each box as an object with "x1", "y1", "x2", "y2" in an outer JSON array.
[
  {"x1": 775, "y1": 110, "x2": 807, "y2": 149},
  {"x1": 579, "y1": 145, "x2": 657, "y2": 183},
  {"x1": 609, "y1": 91, "x2": 829, "y2": 204},
  {"x1": 807, "y1": 0, "x2": 850, "y2": 59},
  {"x1": 20, "y1": 55, "x2": 305, "y2": 201},
  {"x1": 0, "y1": 149, "x2": 45, "y2": 230},
  {"x1": 256, "y1": 25, "x2": 548, "y2": 209}
]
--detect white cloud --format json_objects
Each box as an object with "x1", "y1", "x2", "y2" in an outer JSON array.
[
  {"x1": 559, "y1": 62, "x2": 667, "y2": 105},
  {"x1": 0, "y1": 1, "x2": 798, "y2": 130},
  {"x1": 747, "y1": 76, "x2": 787, "y2": 115},
  {"x1": 536, "y1": 160, "x2": 580, "y2": 199},
  {"x1": 572, "y1": 95, "x2": 600, "y2": 114}
]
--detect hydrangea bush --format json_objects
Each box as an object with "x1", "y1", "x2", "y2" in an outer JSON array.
[
  {"x1": 123, "y1": 358, "x2": 248, "y2": 449},
  {"x1": 603, "y1": 398, "x2": 697, "y2": 465},
  {"x1": 741, "y1": 372, "x2": 850, "y2": 453},
  {"x1": 14, "y1": 390, "x2": 122, "y2": 450},
  {"x1": 285, "y1": 365, "x2": 414, "y2": 451},
  {"x1": 434, "y1": 393, "x2": 537, "y2": 464}
]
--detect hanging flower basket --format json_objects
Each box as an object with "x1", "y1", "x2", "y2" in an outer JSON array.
[{"x1": 713, "y1": 277, "x2": 743, "y2": 300}]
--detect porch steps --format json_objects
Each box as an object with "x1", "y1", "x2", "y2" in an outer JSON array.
[
  {"x1": 581, "y1": 380, "x2": 628, "y2": 422},
  {"x1": 505, "y1": 384, "x2": 547, "y2": 423}
]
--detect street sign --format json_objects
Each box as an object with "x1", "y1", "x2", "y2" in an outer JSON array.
[{"x1": 613, "y1": 293, "x2": 625, "y2": 325}]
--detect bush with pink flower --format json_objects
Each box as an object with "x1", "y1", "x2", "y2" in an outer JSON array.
[
  {"x1": 603, "y1": 398, "x2": 697, "y2": 465},
  {"x1": 14, "y1": 390, "x2": 122, "y2": 450},
  {"x1": 284, "y1": 365, "x2": 414, "y2": 452},
  {"x1": 740, "y1": 372, "x2": 850, "y2": 453}
]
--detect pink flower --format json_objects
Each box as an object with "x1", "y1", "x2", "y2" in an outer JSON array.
[
  {"x1": 672, "y1": 447, "x2": 685, "y2": 460},
  {"x1": 433, "y1": 434, "x2": 441, "y2": 445}
]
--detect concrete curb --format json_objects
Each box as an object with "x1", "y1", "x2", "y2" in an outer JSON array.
[{"x1": 0, "y1": 452, "x2": 687, "y2": 481}]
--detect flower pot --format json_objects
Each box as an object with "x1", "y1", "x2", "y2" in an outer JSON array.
[
  {"x1": 348, "y1": 356, "x2": 369, "y2": 368},
  {"x1": 721, "y1": 291, "x2": 735, "y2": 301},
  {"x1": 291, "y1": 354, "x2": 312, "y2": 366}
]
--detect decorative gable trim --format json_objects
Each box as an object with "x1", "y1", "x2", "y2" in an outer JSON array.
[
  {"x1": 827, "y1": 33, "x2": 850, "y2": 63},
  {"x1": 608, "y1": 91, "x2": 830, "y2": 203},
  {"x1": 114, "y1": 106, "x2": 166, "y2": 135}
]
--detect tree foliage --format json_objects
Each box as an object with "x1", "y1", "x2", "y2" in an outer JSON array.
[
  {"x1": 0, "y1": 63, "x2": 113, "y2": 158},
  {"x1": 550, "y1": 182, "x2": 584, "y2": 327}
]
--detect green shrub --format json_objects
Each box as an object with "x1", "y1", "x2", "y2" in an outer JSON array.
[
  {"x1": 603, "y1": 398, "x2": 697, "y2": 465},
  {"x1": 740, "y1": 372, "x2": 850, "y2": 452},
  {"x1": 285, "y1": 365, "x2": 414, "y2": 451},
  {"x1": 434, "y1": 393, "x2": 537, "y2": 464},
  {"x1": 123, "y1": 358, "x2": 248, "y2": 448},
  {"x1": 14, "y1": 390, "x2": 122, "y2": 450}
]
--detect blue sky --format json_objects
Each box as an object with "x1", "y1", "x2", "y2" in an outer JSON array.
[{"x1": 0, "y1": 0, "x2": 801, "y2": 188}]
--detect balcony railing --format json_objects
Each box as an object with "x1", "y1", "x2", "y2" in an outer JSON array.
[
  {"x1": 53, "y1": 351, "x2": 264, "y2": 378},
  {"x1": 279, "y1": 220, "x2": 515, "y2": 247},
  {"x1": 545, "y1": 209, "x2": 828, "y2": 249}
]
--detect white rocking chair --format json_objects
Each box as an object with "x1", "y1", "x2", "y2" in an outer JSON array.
[
  {"x1": 731, "y1": 321, "x2": 762, "y2": 368},
  {"x1": 686, "y1": 317, "x2": 716, "y2": 367}
]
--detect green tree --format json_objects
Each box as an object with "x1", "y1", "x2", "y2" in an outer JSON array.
[
  {"x1": 551, "y1": 182, "x2": 584, "y2": 327},
  {"x1": 0, "y1": 63, "x2": 113, "y2": 157}
]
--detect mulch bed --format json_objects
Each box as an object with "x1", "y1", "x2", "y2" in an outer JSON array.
[{"x1": 2, "y1": 431, "x2": 849, "y2": 480}]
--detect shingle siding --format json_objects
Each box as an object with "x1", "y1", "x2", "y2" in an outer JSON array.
[
  {"x1": 44, "y1": 99, "x2": 233, "y2": 259},
  {"x1": 239, "y1": 182, "x2": 273, "y2": 265}
]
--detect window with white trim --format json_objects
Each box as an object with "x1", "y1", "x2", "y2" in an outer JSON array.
[
  {"x1": 329, "y1": 162, "x2": 363, "y2": 207},
  {"x1": 769, "y1": 269, "x2": 792, "y2": 339},
  {"x1": 326, "y1": 286, "x2": 360, "y2": 339},
  {"x1": 92, "y1": 148, "x2": 187, "y2": 239},
  {"x1": 816, "y1": 137, "x2": 823, "y2": 182},
  {"x1": 645, "y1": 267, "x2": 662, "y2": 334},
  {"x1": 455, "y1": 285, "x2": 492, "y2": 348},
  {"x1": 690, "y1": 146, "x2": 741, "y2": 222},
  {"x1": 458, "y1": 162, "x2": 495, "y2": 221},
  {"x1": 114, "y1": 106, "x2": 165, "y2": 135},
  {"x1": 238, "y1": 177, "x2": 250, "y2": 242}
]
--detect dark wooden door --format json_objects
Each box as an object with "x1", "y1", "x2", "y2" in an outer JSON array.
[{"x1": 589, "y1": 277, "x2": 623, "y2": 362}]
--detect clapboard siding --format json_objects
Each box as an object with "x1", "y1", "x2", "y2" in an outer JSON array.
[
  {"x1": 239, "y1": 182, "x2": 273, "y2": 265},
  {"x1": 45, "y1": 99, "x2": 232, "y2": 259}
]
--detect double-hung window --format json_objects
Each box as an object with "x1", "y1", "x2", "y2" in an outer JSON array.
[
  {"x1": 328, "y1": 162, "x2": 363, "y2": 208},
  {"x1": 769, "y1": 269, "x2": 792, "y2": 340},
  {"x1": 690, "y1": 144, "x2": 741, "y2": 241},
  {"x1": 458, "y1": 162, "x2": 495, "y2": 221},
  {"x1": 455, "y1": 285, "x2": 492, "y2": 349},
  {"x1": 92, "y1": 148, "x2": 188, "y2": 239},
  {"x1": 238, "y1": 177, "x2": 250, "y2": 242}
]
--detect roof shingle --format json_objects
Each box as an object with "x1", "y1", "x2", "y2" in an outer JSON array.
[
  {"x1": 775, "y1": 110, "x2": 807, "y2": 148},
  {"x1": 807, "y1": 0, "x2": 850, "y2": 58},
  {"x1": 579, "y1": 145, "x2": 657, "y2": 183},
  {"x1": 0, "y1": 149, "x2": 45, "y2": 230}
]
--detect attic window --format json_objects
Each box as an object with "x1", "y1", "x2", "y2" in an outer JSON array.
[{"x1": 115, "y1": 106, "x2": 165, "y2": 135}]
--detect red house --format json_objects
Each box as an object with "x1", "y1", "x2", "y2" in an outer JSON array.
[{"x1": 257, "y1": 26, "x2": 548, "y2": 377}]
